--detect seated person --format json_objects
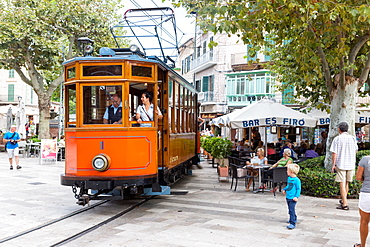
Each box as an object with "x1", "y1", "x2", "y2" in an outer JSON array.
[
  {"x1": 267, "y1": 143, "x2": 276, "y2": 156},
  {"x1": 299, "y1": 143, "x2": 307, "y2": 157},
  {"x1": 245, "y1": 148, "x2": 268, "y2": 191},
  {"x1": 305, "y1": 144, "x2": 319, "y2": 158},
  {"x1": 136, "y1": 91, "x2": 163, "y2": 123},
  {"x1": 279, "y1": 142, "x2": 298, "y2": 159},
  {"x1": 265, "y1": 148, "x2": 293, "y2": 192},
  {"x1": 103, "y1": 94, "x2": 122, "y2": 124},
  {"x1": 254, "y1": 141, "x2": 264, "y2": 152}
]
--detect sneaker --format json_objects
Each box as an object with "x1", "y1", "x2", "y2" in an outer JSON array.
[
  {"x1": 10, "y1": 166, "x2": 13, "y2": 170},
  {"x1": 287, "y1": 220, "x2": 298, "y2": 223},
  {"x1": 287, "y1": 224, "x2": 295, "y2": 229},
  {"x1": 16, "y1": 165, "x2": 22, "y2": 169}
]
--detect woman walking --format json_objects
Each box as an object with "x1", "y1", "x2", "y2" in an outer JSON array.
[{"x1": 355, "y1": 156, "x2": 370, "y2": 247}]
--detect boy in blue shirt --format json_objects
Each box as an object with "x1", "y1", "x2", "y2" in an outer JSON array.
[{"x1": 283, "y1": 163, "x2": 301, "y2": 229}]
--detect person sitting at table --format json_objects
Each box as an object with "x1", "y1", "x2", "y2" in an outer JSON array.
[
  {"x1": 305, "y1": 144, "x2": 319, "y2": 158},
  {"x1": 265, "y1": 148, "x2": 293, "y2": 192},
  {"x1": 267, "y1": 143, "x2": 276, "y2": 156},
  {"x1": 254, "y1": 141, "x2": 264, "y2": 152},
  {"x1": 245, "y1": 148, "x2": 268, "y2": 191}
]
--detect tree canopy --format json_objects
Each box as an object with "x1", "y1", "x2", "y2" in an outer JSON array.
[
  {"x1": 171, "y1": 0, "x2": 370, "y2": 109},
  {"x1": 171, "y1": 0, "x2": 370, "y2": 170},
  {"x1": 0, "y1": 0, "x2": 124, "y2": 138}
]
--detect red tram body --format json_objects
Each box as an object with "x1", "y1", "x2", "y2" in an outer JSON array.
[{"x1": 60, "y1": 45, "x2": 199, "y2": 205}]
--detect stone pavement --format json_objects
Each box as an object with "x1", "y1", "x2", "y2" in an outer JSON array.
[{"x1": 0, "y1": 152, "x2": 362, "y2": 246}]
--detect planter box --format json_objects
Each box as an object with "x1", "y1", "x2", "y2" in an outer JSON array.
[{"x1": 217, "y1": 166, "x2": 229, "y2": 177}]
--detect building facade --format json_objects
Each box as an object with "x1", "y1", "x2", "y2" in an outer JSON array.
[{"x1": 177, "y1": 29, "x2": 279, "y2": 124}]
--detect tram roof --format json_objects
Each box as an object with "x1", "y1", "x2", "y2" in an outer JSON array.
[
  {"x1": 62, "y1": 54, "x2": 154, "y2": 65},
  {"x1": 63, "y1": 54, "x2": 197, "y2": 93}
]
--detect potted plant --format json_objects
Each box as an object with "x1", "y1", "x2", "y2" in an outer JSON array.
[
  {"x1": 210, "y1": 137, "x2": 233, "y2": 177},
  {"x1": 200, "y1": 136, "x2": 213, "y2": 159}
]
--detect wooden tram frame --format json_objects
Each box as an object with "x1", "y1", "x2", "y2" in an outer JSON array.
[{"x1": 60, "y1": 50, "x2": 199, "y2": 204}]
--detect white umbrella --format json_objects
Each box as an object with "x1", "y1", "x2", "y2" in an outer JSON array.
[
  {"x1": 17, "y1": 102, "x2": 27, "y2": 139},
  {"x1": 211, "y1": 108, "x2": 244, "y2": 127},
  {"x1": 306, "y1": 108, "x2": 370, "y2": 125},
  {"x1": 229, "y1": 99, "x2": 317, "y2": 128},
  {"x1": 6, "y1": 107, "x2": 13, "y2": 132}
]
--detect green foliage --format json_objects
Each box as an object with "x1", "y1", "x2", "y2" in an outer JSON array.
[
  {"x1": 209, "y1": 137, "x2": 233, "y2": 160},
  {"x1": 173, "y1": 0, "x2": 370, "y2": 108},
  {"x1": 29, "y1": 136, "x2": 41, "y2": 143},
  {"x1": 0, "y1": 0, "x2": 125, "y2": 138},
  {"x1": 298, "y1": 155, "x2": 363, "y2": 198},
  {"x1": 200, "y1": 136, "x2": 213, "y2": 153},
  {"x1": 200, "y1": 136, "x2": 233, "y2": 165}
]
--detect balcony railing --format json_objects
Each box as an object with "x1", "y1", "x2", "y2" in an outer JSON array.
[
  {"x1": 198, "y1": 91, "x2": 215, "y2": 103},
  {"x1": 190, "y1": 50, "x2": 217, "y2": 72},
  {"x1": 226, "y1": 94, "x2": 275, "y2": 106}
]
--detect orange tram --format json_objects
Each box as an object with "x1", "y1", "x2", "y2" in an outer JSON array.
[{"x1": 60, "y1": 41, "x2": 199, "y2": 205}]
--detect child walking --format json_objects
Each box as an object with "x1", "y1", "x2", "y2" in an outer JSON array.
[{"x1": 283, "y1": 164, "x2": 301, "y2": 229}]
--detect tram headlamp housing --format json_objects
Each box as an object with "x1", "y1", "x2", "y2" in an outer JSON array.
[
  {"x1": 92, "y1": 154, "x2": 111, "y2": 172},
  {"x1": 84, "y1": 45, "x2": 94, "y2": 55},
  {"x1": 77, "y1": 37, "x2": 94, "y2": 57},
  {"x1": 129, "y1": 44, "x2": 140, "y2": 53}
]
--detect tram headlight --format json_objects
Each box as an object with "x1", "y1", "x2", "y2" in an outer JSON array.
[
  {"x1": 129, "y1": 44, "x2": 140, "y2": 53},
  {"x1": 92, "y1": 154, "x2": 111, "y2": 172},
  {"x1": 84, "y1": 45, "x2": 94, "y2": 55}
]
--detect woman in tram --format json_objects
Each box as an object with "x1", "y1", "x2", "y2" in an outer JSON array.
[{"x1": 136, "y1": 91, "x2": 163, "y2": 122}]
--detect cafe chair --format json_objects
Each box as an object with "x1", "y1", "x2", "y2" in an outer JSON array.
[
  {"x1": 229, "y1": 163, "x2": 255, "y2": 192},
  {"x1": 263, "y1": 166, "x2": 288, "y2": 197},
  {"x1": 18, "y1": 141, "x2": 27, "y2": 158}
]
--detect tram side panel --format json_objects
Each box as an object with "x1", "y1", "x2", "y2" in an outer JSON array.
[
  {"x1": 167, "y1": 133, "x2": 196, "y2": 169},
  {"x1": 64, "y1": 129, "x2": 157, "y2": 178}
]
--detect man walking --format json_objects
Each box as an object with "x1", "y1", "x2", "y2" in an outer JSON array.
[
  {"x1": 4, "y1": 125, "x2": 22, "y2": 170},
  {"x1": 330, "y1": 122, "x2": 357, "y2": 210}
]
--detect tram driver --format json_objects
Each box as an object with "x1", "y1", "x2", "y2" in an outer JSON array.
[
  {"x1": 136, "y1": 91, "x2": 163, "y2": 123},
  {"x1": 103, "y1": 94, "x2": 122, "y2": 124}
]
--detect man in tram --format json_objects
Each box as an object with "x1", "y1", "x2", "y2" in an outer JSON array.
[{"x1": 103, "y1": 94, "x2": 122, "y2": 124}]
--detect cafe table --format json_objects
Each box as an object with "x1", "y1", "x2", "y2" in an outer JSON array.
[{"x1": 245, "y1": 164, "x2": 271, "y2": 193}]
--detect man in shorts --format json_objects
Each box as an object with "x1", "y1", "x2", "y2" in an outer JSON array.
[
  {"x1": 4, "y1": 125, "x2": 22, "y2": 170},
  {"x1": 330, "y1": 122, "x2": 357, "y2": 210}
]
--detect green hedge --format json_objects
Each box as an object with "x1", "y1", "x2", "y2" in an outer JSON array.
[{"x1": 298, "y1": 151, "x2": 370, "y2": 198}]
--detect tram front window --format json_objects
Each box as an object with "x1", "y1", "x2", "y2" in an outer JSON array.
[{"x1": 82, "y1": 85, "x2": 122, "y2": 125}]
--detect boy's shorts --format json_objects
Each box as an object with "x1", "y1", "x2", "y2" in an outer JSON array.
[
  {"x1": 7, "y1": 148, "x2": 19, "y2": 158},
  {"x1": 335, "y1": 167, "x2": 354, "y2": 183}
]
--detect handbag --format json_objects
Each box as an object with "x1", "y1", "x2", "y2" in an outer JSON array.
[{"x1": 237, "y1": 168, "x2": 247, "y2": 177}]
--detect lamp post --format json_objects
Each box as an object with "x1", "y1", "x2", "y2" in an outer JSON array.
[{"x1": 17, "y1": 95, "x2": 22, "y2": 107}]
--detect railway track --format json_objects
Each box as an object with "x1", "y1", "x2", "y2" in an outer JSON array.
[{"x1": 0, "y1": 197, "x2": 154, "y2": 246}]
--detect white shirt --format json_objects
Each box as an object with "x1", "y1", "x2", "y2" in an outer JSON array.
[
  {"x1": 136, "y1": 104, "x2": 162, "y2": 121},
  {"x1": 330, "y1": 132, "x2": 358, "y2": 170}
]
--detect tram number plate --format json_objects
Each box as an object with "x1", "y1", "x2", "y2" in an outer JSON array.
[{"x1": 86, "y1": 181, "x2": 113, "y2": 190}]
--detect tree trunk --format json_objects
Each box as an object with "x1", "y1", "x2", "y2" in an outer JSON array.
[
  {"x1": 38, "y1": 93, "x2": 52, "y2": 139},
  {"x1": 324, "y1": 77, "x2": 358, "y2": 171}
]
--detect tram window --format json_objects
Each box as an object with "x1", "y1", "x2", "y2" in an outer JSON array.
[
  {"x1": 174, "y1": 82, "x2": 179, "y2": 133},
  {"x1": 82, "y1": 65, "x2": 122, "y2": 77},
  {"x1": 67, "y1": 67, "x2": 76, "y2": 79},
  {"x1": 65, "y1": 84, "x2": 76, "y2": 127},
  {"x1": 82, "y1": 85, "x2": 122, "y2": 125},
  {"x1": 132, "y1": 65, "x2": 152, "y2": 77}
]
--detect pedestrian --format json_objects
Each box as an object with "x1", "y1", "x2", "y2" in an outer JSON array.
[
  {"x1": 283, "y1": 163, "x2": 301, "y2": 230},
  {"x1": 3, "y1": 125, "x2": 22, "y2": 170},
  {"x1": 354, "y1": 155, "x2": 370, "y2": 247},
  {"x1": 330, "y1": 122, "x2": 358, "y2": 210}
]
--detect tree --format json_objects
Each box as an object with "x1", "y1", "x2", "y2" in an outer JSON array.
[
  {"x1": 172, "y1": 0, "x2": 370, "y2": 170},
  {"x1": 0, "y1": 0, "x2": 124, "y2": 138}
]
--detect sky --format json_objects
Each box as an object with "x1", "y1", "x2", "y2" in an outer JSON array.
[{"x1": 120, "y1": 0, "x2": 195, "y2": 59}]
